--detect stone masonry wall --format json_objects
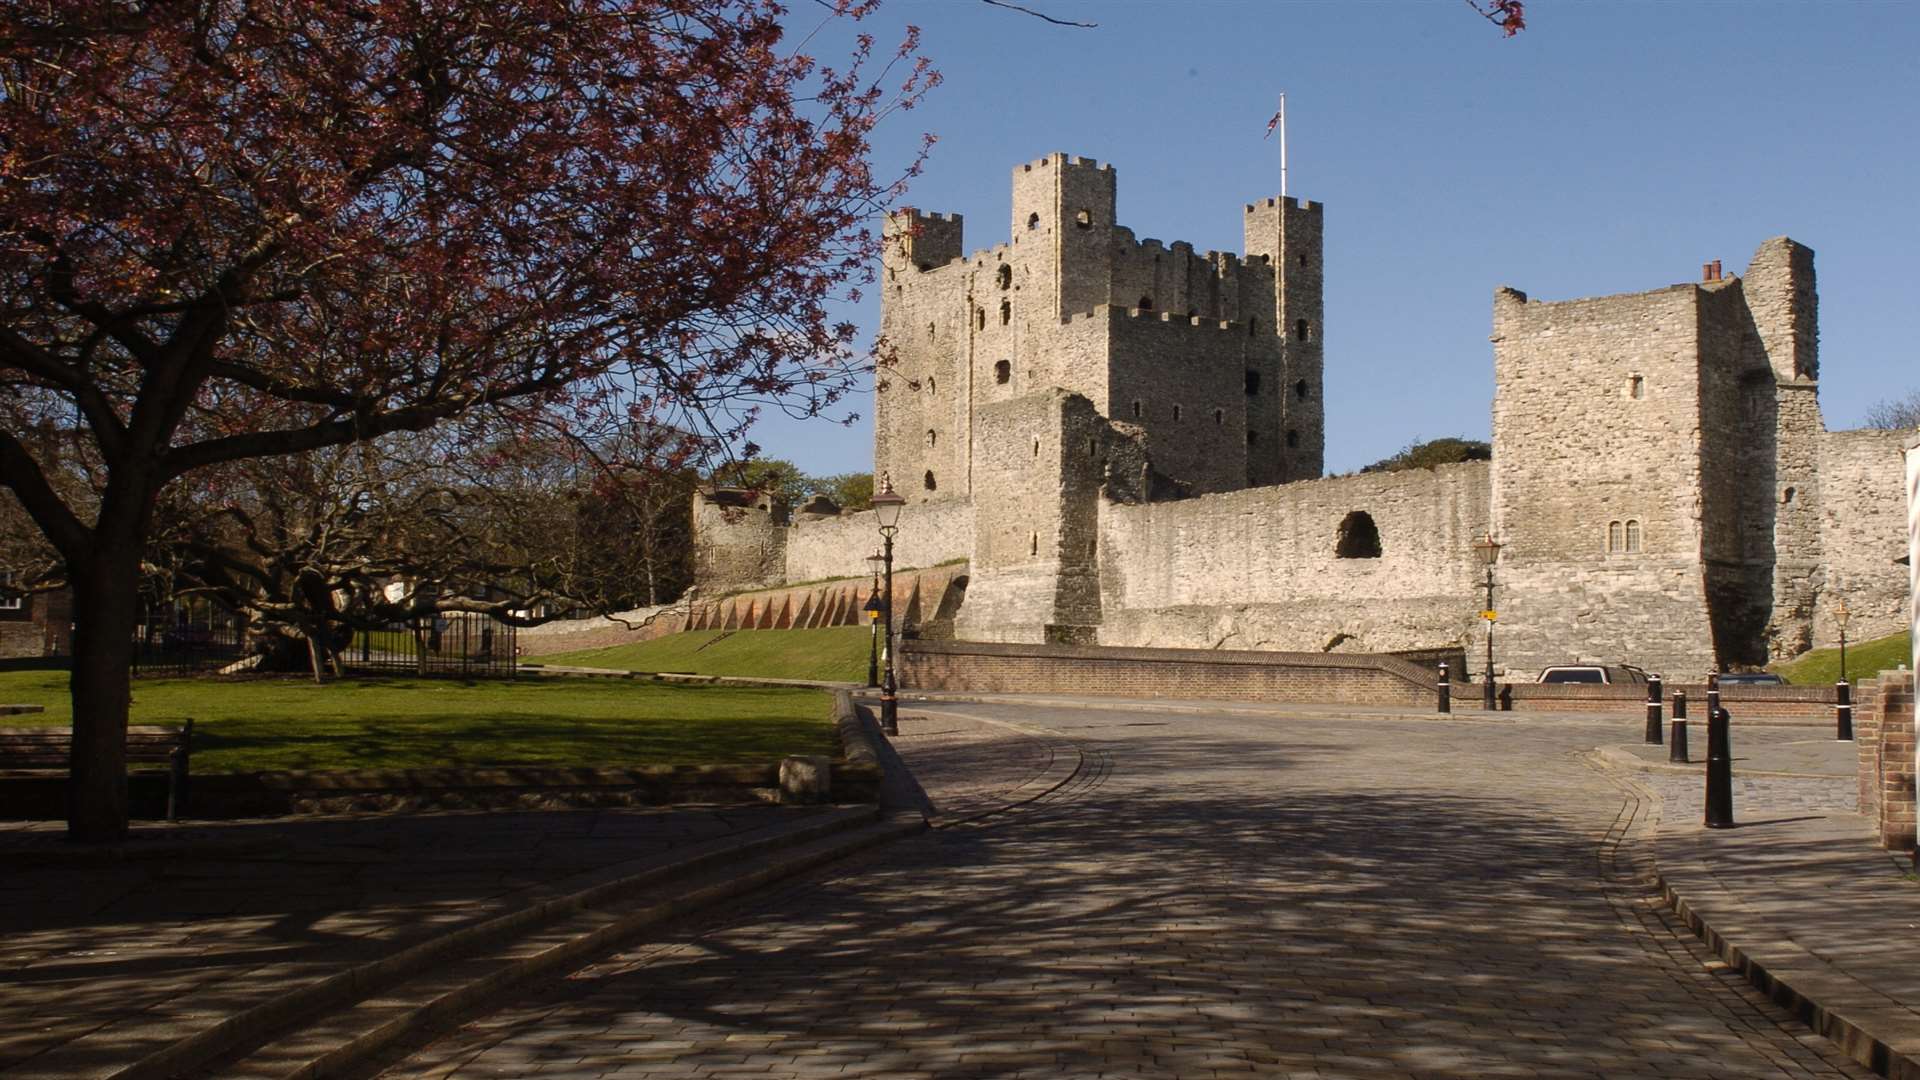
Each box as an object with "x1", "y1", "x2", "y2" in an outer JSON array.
[
  {"x1": 1818, "y1": 427, "x2": 1912, "y2": 645},
  {"x1": 1909, "y1": 436, "x2": 1919, "y2": 676},
  {"x1": 781, "y1": 500, "x2": 974, "y2": 584},
  {"x1": 1491, "y1": 283, "x2": 1720, "y2": 680},
  {"x1": 1096, "y1": 461, "x2": 1490, "y2": 654},
  {"x1": 690, "y1": 490, "x2": 787, "y2": 594}
]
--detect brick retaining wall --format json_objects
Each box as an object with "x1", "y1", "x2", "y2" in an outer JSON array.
[
  {"x1": 900, "y1": 640, "x2": 1435, "y2": 706},
  {"x1": 1506, "y1": 682, "x2": 1836, "y2": 720},
  {"x1": 1856, "y1": 670, "x2": 1916, "y2": 850}
]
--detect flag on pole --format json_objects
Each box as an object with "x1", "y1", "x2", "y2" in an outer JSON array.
[{"x1": 1264, "y1": 99, "x2": 1283, "y2": 139}]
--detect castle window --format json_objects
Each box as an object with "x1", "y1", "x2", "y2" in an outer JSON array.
[
  {"x1": 1295, "y1": 318, "x2": 1310, "y2": 342},
  {"x1": 926, "y1": 429, "x2": 937, "y2": 449},
  {"x1": 1607, "y1": 521, "x2": 1623, "y2": 552},
  {"x1": 1030, "y1": 532, "x2": 1039, "y2": 556},
  {"x1": 1000, "y1": 300, "x2": 1011, "y2": 325},
  {"x1": 1628, "y1": 374, "x2": 1645, "y2": 399},
  {"x1": 1131, "y1": 400, "x2": 1142, "y2": 419},
  {"x1": 1782, "y1": 486, "x2": 1796, "y2": 504},
  {"x1": 997, "y1": 264, "x2": 1012, "y2": 290},
  {"x1": 1213, "y1": 408, "x2": 1225, "y2": 426},
  {"x1": 923, "y1": 470, "x2": 937, "y2": 492},
  {"x1": 994, "y1": 359, "x2": 1011, "y2": 385},
  {"x1": 927, "y1": 376, "x2": 937, "y2": 395},
  {"x1": 1244, "y1": 370, "x2": 1261, "y2": 395},
  {"x1": 1173, "y1": 404, "x2": 1183, "y2": 422},
  {"x1": 1088, "y1": 437, "x2": 1096, "y2": 456},
  {"x1": 1294, "y1": 379, "x2": 1309, "y2": 400},
  {"x1": 1285, "y1": 429, "x2": 1299, "y2": 448},
  {"x1": 1298, "y1": 253, "x2": 1307, "y2": 267},
  {"x1": 975, "y1": 308, "x2": 985, "y2": 330},
  {"x1": 1335, "y1": 511, "x2": 1382, "y2": 559},
  {"x1": 1138, "y1": 296, "x2": 1153, "y2": 310},
  {"x1": 1246, "y1": 429, "x2": 1259, "y2": 446},
  {"x1": 1625, "y1": 519, "x2": 1642, "y2": 553},
  {"x1": 1033, "y1": 438, "x2": 1041, "y2": 458},
  {"x1": 1075, "y1": 209, "x2": 1092, "y2": 228},
  {"x1": 1249, "y1": 317, "x2": 1259, "y2": 337},
  {"x1": 1027, "y1": 212, "x2": 1040, "y2": 231},
  {"x1": 0, "y1": 572, "x2": 19, "y2": 611}
]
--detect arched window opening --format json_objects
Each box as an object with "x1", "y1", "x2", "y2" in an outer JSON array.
[
  {"x1": 1138, "y1": 295, "x2": 1153, "y2": 310},
  {"x1": 1624, "y1": 519, "x2": 1642, "y2": 553},
  {"x1": 1244, "y1": 370, "x2": 1261, "y2": 395},
  {"x1": 1294, "y1": 379, "x2": 1309, "y2": 400},
  {"x1": 1074, "y1": 209, "x2": 1092, "y2": 228},
  {"x1": 923, "y1": 470, "x2": 937, "y2": 492},
  {"x1": 925, "y1": 429, "x2": 937, "y2": 449},
  {"x1": 1285, "y1": 429, "x2": 1299, "y2": 448},
  {"x1": 1000, "y1": 300, "x2": 1011, "y2": 325},
  {"x1": 926, "y1": 376, "x2": 937, "y2": 396},
  {"x1": 994, "y1": 359, "x2": 1011, "y2": 385},
  {"x1": 1607, "y1": 521, "x2": 1624, "y2": 553},
  {"x1": 996, "y1": 264, "x2": 1012, "y2": 290},
  {"x1": 1026, "y1": 212, "x2": 1040, "y2": 231},
  {"x1": 1295, "y1": 318, "x2": 1310, "y2": 342},
  {"x1": 1335, "y1": 511, "x2": 1382, "y2": 559},
  {"x1": 1782, "y1": 486, "x2": 1796, "y2": 504}
]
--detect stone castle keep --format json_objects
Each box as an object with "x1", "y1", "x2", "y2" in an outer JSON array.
[{"x1": 694, "y1": 152, "x2": 1911, "y2": 680}]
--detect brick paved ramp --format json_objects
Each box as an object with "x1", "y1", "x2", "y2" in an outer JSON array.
[{"x1": 380, "y1": 706, "x2": 1877, "y2": 1079}]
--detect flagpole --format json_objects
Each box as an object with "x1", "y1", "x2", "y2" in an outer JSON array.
[{"x1": 1279, "y1": 92, "x2": 1288, "y2": 198}]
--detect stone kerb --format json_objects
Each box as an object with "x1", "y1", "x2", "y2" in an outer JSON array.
[{"x1": 899, "y1": 638, "x2": 1438, "y2": 707}]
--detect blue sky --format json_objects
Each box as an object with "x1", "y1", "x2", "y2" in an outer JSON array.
[{"x1": 749, "y1": 0, "x2": 1920, "y2": 478}]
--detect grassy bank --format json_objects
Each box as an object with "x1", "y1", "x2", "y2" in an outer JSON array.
[
  {"x1": 536, "y1": 626, "x2": 872, "y2": 683},
  {"x1": 1771, "y1": 630, "x2": 1912, "y2": 686},
  {"x1": 0, "y1": 665, "x2": 834, "y2": 773}
]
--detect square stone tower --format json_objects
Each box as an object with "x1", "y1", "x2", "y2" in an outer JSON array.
[{"x1": 876, "y1": 153, "x2": 1325, "y2": 502}]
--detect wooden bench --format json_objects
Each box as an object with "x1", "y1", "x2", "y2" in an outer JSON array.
[{"x1": 0, "y1": 720, "x2": 194, "y2": 820}]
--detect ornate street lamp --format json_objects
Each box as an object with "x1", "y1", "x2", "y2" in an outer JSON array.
[
  {"x1": 863, "y1": 551, "x2": 886, "y2": 689},
  {"x1": 1834, "y1": 596, "x2": 1852, "y2": 684},
  {"x1": 872, "y1": 474, "x2": 908, "y2": 735},
  {"x1": 1473, "y1": 531, "x2": 1503, "y2": 710}
]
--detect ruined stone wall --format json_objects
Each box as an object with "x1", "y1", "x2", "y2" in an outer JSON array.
[
  {"x1": 1105, "y1": 308, "x2": 1249, "y2": 494},
  {"x1": 1491, "y1": 283, "x2": 1720, "y2": 680},
  {"x1": 1909, "y1": 436, "x2": 1920, "y2": 675},
  {"x1": 780, "y1": 500, "x2": 975, "y2": 584},
  {"x1": 1819, "y1": 427, "x2": 1913, "y2": 644},
  {"x1": 1096, "y1": 462, "x2": 1490, "y2": 654},
  {"x1": 690, "y1": 491, "x2": 787, "y2": 594}
]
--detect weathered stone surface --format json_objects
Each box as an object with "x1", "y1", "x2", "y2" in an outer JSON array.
[{"x1": 777, "y1": 755, "x2": 831, "y2": 805}]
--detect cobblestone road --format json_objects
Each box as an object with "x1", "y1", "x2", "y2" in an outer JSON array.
[{"x1": 380, "y1": 708, "x2": 1872, "y2": 1079}]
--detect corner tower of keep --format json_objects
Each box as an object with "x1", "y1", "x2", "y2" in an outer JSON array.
[{"x1": 877, "y1": 153, "x2": 1326, "y2": 502}]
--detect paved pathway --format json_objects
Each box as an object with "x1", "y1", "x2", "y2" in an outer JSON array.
[{"x1": 380, "y1": 707, "x2": 1876, "y2": 1079}]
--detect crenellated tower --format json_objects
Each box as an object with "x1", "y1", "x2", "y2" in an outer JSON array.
[{"x1": 1243, "y1": 197, "x2": 1326, "y2": 484}]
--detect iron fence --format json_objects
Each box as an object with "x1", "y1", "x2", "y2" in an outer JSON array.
[
  {"x1": 131, "y1": 603, "x2": 247, "y2": 676},
  {"x1": 346, "y1": 613, "x2": 518, "y2": 678}
]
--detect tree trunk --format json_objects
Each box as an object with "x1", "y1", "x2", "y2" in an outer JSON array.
[{"x1": 68, "y1": 544, "x2": 141, "y2": 842}]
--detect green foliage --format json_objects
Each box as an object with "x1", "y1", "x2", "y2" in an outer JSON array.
[
  {"x1": 538, "y1": 627, "x2": 872, "y2": 683},
  {"x1": 813, "y1": 472, "x2": 874, "y2": 511},
  {"x1": 0, "y1": 667, "x2": 835, "y2": 771},
  {"x1": 1770, "y1": 630, "x2": 1912, "y2": 686},
  {"x1": 708, "y1": 460, "x2": 873, "y2": 513},
  {"x1": 1361, "y1": 437, "x2": 1492, "y2": 474}
]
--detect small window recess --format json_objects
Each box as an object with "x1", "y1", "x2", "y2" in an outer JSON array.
[
  {"x1": 1294, "y1": 379, "x2": 1309, "y2": 400},
  {"x1": 1297, "y1": 253, "x2": 1307, "y2": 267},
  {"x1": 1285, "y1": 429, "x2": 1299, "y2": 448},
  {"x1": 1000, "y1": 300, "x2": 1011, "y2": 325},
  {"x1": 923, "y1": 470, "x2": 937, "y2": 492},
  {"x1": 1029, "y1": 532, "x2": 1039, "y2": 556},
  {"x1": 1131, "y1": 401, "x2": 1142, "y2": 419},
  {"x1": 1295, "y1": 318, "x2": 1310, "y2": 342},
  {"x1": 975, "y1": 308, "x2": 985, "y2": 331},
  {"x1": 1138, "y1": 296, "x2": 1153, "y2": 310},
  {"x1": 1074, "y1": 209, "x2": 1092, "y2": 228},
  {"x1": 1244, "y1": 370, "x2": 1261, "y2": 395},
  {"x1": 997, "y1": 264, "x2": 1012, "y2": 290},
  {"x1": 1782, "y1": 486, "x2": 1796, "y2": 505},
  {"x1": 1249, "y1": 317, "x2": 1258, "y2": 337},
  {"x1": 1026, "y1": 212, "x2": 1040, "y2": 231},
  {"x1": 1213, "y1": 408, "x2": 1225, "y2": 426},
  {"x1": 1628, "y1": 374, "x2": 1645, "y2": 399},
  {"x1": 926, "y1": 376, "x2": 937, "y2": 396},
  {"x1": 1173, "y1": 404, "x2": 1183, "y2": 422},
  {"x1": 1032, "y1": 438, "x2": 1041, "y2": 458},
  {"x1": 1335, "y1": 511, "x2": 1382, "y2": 559},
  {"x1": 926, "y1": 429, "x2": 937, "y2": 449},
  {"x1": 1246, "y1": 429, "x2": 1259, "y2": 446},
  {"x1": 994, "y1": 359, "x2": 1011, "y2": 385}
]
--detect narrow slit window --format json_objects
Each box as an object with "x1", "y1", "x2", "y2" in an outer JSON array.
[{"x1": 1294, "y1": 318, "x2": 1310, "y2": 342}]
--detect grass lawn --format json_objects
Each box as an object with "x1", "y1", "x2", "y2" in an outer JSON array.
[
  {"x1": 536, "y1": 626, "x2": 873, "y2": 683},
  {"x1": 1771, "y1": 630, "x2": 1912, "y2": 685},
  {"x1": 0, "y1": 662, "x2": 835, "y2": 773}
]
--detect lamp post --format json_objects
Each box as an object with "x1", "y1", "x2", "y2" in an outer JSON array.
[
  {"x1": 1473, "y1": 531, "x2": 1503, "y2": 710},
  {"x1": 863, "y1": 552, "x2": 885, "y2": 690},
  {"x1": 872, "y1": 474, "x2": 907, "y2": 735},
  {"x1": 1834, "y1": 597, "x2": 1854, "y2": 741}
]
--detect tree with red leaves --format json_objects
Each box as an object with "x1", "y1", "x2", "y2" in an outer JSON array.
[{"x1": 0, "y1": 1, "x2": 933, "y2": 841}]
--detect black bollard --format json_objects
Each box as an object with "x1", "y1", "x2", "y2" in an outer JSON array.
[
  {"x1": 1836, "y1": 679, "x2": 1854, "y2": 741},
  {"x1": 1645, "y1": 674, "x2": 1664, "y2": 745},
  {"x1": 1705, "y1": 671, "x2": 1720, "y2": 720},
  {"x1": 1437, "y1": 662, "x2": 1451, "y2": 714},
  {"x1": 1669, "y1": 718, "x2": 1689, "y2": 763},
  {"x1": 1705, "y1": 705, "x2": 1734, "y2": 829}
]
